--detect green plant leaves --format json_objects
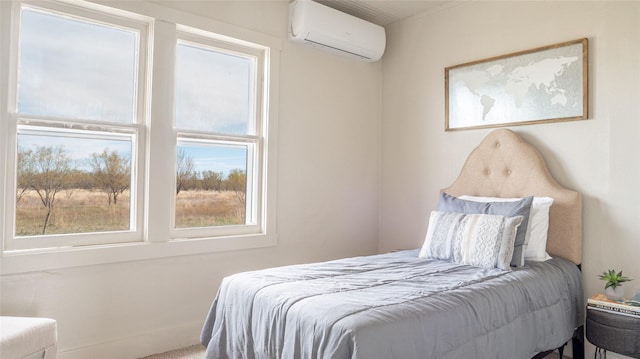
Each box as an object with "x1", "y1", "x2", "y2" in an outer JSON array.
[{"x1": 599, "y1": 269, "x2": 633, "y2": 289}]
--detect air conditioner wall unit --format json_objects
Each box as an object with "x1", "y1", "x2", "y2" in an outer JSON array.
[{"x1": 288, "y1": 0, "x2": 386, "y2": 62}]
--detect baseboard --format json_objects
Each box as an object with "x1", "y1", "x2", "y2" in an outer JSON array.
[{"x1": 57, "y1": 320, "x2": 202, "y2": 359}]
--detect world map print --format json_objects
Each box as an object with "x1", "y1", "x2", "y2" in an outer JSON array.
[{"x1": 447, "y1": 40, "x2": 586, "y2": 130}]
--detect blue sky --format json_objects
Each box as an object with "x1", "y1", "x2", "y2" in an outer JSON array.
[
  {"x1": 179, "y1": 144, "x2": 247, "y2": 176},
  {"x1": 16, "y1": 6, "x2": 249, "y2": 176}
]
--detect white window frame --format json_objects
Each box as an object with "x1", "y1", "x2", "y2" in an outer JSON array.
[
  {"x1": 0, "y1": 0, "x2": 280, "y2": 274},
  {"x1": 171, "y1": 27, "x2": 267, "y2": 240},
  {"x1": 10, "y1": 123, "x2": 142, "y2": 249},
  {"x1": 173, "y1": 136, "x2": 260, "y2": 238},
  {"x1": 2, "y1": 1, "x2": 149, "y2": 251}
]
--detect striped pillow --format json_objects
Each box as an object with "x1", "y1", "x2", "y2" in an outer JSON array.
[{"x1": 419, "y1": 211, "x2": 523, "y2": 270}]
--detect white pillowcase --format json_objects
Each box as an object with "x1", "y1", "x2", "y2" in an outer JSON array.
[
  {"x1": 458, "y1": 195, "x2": 553, "y2": 261},
  {"x1": 419, "y1": 211, "x2": 523, "y2": 270}
]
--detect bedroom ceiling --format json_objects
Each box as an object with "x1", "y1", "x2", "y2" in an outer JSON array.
[{"x1": 317, "y1": 0, "x2": 458, "y2": 26}]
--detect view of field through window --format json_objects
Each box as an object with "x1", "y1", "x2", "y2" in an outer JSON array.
[
  {"x1": 14, "y1": 7, "x2": 140, "y2": 238},
  {"x1": 15, "y1": 131, "x2": 134, "y2": 236},
  {"x1": 15, "y1": 139, "x2": 248, "y2": 236},
  {"x1": 173, "y1": 40, "x2": 255, "y2": 229},
  {"x1": 175, "y1": 144, "x2": 248, "y2": 228}
]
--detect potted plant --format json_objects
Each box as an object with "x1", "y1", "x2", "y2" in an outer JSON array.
[{"x1": 599, "y1": 269, "x2": 633, "y2": 300}]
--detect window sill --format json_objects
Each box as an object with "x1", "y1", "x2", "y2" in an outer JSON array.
[{"x1": 0, "y1": 233, "x2": 277, "y2": 275}]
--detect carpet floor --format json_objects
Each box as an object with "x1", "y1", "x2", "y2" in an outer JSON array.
[{"x1": 140, "y1": 344, "x2": 205, "y2": 359}]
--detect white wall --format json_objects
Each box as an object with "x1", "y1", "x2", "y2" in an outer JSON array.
[
  {"x1": 380, "y1": 1, "x2": 640, "y2": 358},
  {"x1": 0, "y1": 1, "x2": 382, "y2": 358}
]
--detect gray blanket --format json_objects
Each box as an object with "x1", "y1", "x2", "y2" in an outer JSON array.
[{"x1": 201, "y1": 250, "x2": 583, "y2": 359}]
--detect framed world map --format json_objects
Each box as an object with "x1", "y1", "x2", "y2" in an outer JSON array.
[{"x1": 445, "y1": 38, "x2": 588, "y2": 131}]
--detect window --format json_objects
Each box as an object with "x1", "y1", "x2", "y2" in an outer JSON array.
[
  {"x1": 4, "y1": 2, "x2": 147, "y2": 250},
  {"x1": 172, "y1": 31, "x2": 266, "y2": 239},
  {"x1": 1, "y1": 0, "x2": 279, "y2": 268}
]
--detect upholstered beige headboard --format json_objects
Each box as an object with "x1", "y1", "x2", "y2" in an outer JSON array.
[{"x1": 443, "y1": 129, "x2": 583, "y2": 265}]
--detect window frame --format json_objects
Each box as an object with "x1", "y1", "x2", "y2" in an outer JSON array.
[
  {"x1": 3, "y1": 1, "x2": 149, "y2": 251},
  {"x1": 11, "y1": 122, "x2": 142, "y2": 247},
  {"x1": 171, "y1": 28, "x2": 267, "y2": 240},
  {"x1": 173, "y1": 135, "x2": 260, "y2": 237},
  {"x1": 0, "y1": 0, "x2": 280, "y2": 274}
]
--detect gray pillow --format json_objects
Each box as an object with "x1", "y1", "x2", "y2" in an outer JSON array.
[
  {"x1": 419, "y1": 211, "x2": 523, "y2": 270},
  {"x1": 437, "y1": 192, "x2": 533, "y2": 267}
]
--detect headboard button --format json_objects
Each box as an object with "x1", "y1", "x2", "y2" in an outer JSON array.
[
  {"x1": 485, "y1": 169, "x2": 491, "y2": 175},
  {"x1": 506, "y1": 169, "x2": 512, "y2": 175}
]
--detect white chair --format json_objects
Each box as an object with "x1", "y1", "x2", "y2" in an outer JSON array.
[{"x1": 0, "y1": 316, "x2": 57, "y2": 359}]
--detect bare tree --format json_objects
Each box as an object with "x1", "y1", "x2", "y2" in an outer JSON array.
[
  {"x1": 89, "y1": 149, "x2": 130, "y2": 205},
  {"x1": 19, "y1": 145, "x2": 73, "y2": 234},
  {"x1": 176, "y1": 148, "x2": 195, "y2": 195},
  {"x1": 15, "y1": 147, "x2": 31, "y2": 204}
]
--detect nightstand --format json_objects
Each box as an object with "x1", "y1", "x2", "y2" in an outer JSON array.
[{"x1": 586, "y1": 307, "x2": 640, "y2": 358}]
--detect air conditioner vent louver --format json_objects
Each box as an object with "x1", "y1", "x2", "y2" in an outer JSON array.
[{"x1": 303, "y1": 38, "x2": 372, "y2": 60}]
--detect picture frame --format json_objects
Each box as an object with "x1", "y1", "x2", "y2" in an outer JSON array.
[{"x1": 445, "y1": 38, "x2": 588, "y2": 131}]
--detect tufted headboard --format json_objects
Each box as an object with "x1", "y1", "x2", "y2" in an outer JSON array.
[{"x1": 442, "y1": 129, "x2": 583, "y2": 265}]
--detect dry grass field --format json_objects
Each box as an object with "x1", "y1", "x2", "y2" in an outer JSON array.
[
  {"x1": 15, "y1": 189, "x2": 244, "y2": 236},
  {"x1": 16, "y1": 189, "x2": 130, "y2": 236},
  {"x1": 175, "y1": 190, "x2": 245, "y2": 227}
]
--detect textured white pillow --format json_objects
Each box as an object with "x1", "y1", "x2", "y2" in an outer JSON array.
[
  {"x1": 419, "y1": 211, "x2": 523, "y2": 270},
  {"x1": 437, "y1": 192, "x2": 532, "y2": 267},
  {"x1": 459, "y1": 196, "x2": 553, "y2": 261}
]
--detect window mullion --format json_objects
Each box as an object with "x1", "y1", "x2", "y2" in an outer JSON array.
[{"x1": 146, "y1": 19, "x2": 177, "y2": 243}]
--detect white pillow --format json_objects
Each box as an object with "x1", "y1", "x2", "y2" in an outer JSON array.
[
  {"x1": 459, "y1": 195, "x2": 553, "y2": 261},
  {"x1": 419, "y1": 211, "x2": 523, "y2": 270}
]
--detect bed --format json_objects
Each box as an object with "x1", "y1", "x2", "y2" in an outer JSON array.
[{"x1": 201, "y1": 129, "x2": 584, "y2": 359}]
